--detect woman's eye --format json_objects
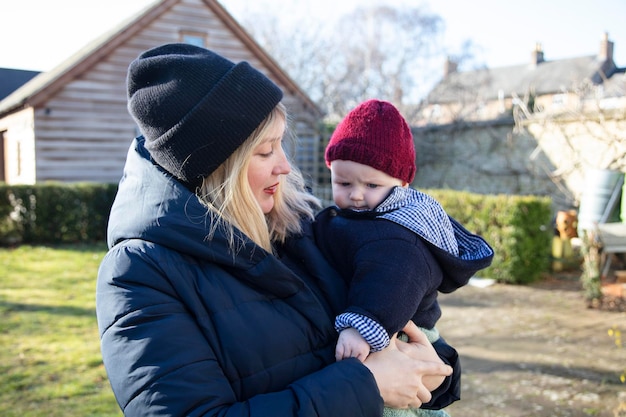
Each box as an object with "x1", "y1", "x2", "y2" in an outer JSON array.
[
  {"x1": 258, "y1": 140, "x2": 282, "y2": 157},
  {"x1": 257, "y1": 146, "x2": 274, "y2": 157}
]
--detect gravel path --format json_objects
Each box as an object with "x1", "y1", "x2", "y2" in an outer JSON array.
[{"x1": 437, "y1": 275, "x2": 626, "y2": 417}]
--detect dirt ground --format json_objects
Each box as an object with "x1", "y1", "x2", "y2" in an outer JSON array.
[{"x1": 437, "y1": 272, "x2": 626, "y2": 417}]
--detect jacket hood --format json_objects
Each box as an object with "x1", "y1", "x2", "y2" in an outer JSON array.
[
  {"x1": 377, "y1": 187, "x2": 494, "y2": 293},
  {"x1": 107, "y1": 137, "x2": 267, "y2": 269},
  {"x1": 426, "y1": 216, "x2": 494, "y2": 293}
]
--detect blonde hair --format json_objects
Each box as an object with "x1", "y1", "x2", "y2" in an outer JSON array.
[{"x1": 198, "y1": 103, "x2": 320, "y2": 253}]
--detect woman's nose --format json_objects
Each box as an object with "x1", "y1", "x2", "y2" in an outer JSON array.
[{"x1": 274, "y1": 148, "x2": 291, "y2": 175}]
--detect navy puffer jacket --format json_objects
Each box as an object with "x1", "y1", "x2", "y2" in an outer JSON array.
[{"x1": 96, "y1": 137, "x2": 383, "y2": 416}]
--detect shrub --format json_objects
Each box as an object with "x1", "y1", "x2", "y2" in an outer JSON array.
[
  {"x1": 424, "y1": 189, "x2": 553, "y2": 284},
  {"x1": 0, "y1": 183, "x2": 118, "y2": 246}
]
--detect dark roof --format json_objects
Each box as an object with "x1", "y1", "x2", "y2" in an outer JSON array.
[
  {"x1": 0, "y1": 68, "x2": 40, "y2": 100},
  {"x1": 426, "y1": 55, "x2": 619, "y2": 104}
]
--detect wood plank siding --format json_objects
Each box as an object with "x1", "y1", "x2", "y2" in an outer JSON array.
[{"x1": 0, "y1": 0, "x2": 322, "y2": 186}]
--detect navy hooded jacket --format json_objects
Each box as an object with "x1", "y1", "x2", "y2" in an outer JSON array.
[
  {"x1": 96, "y1": 137, "x2": 383, "y2": 417},
  {"x1": 314, "y1": 187, "x2": 494, "y2": 338}
]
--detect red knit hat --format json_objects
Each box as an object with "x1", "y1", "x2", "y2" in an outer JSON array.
[{"x1": 325, "y1": 99, "x2": 416, "y2": 183}]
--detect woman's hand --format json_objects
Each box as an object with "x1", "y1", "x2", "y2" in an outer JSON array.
[
  {"x1": 362, "y1": 322, "x2": 452, "y2": 409},
  {"x1": 396, "y1": 321, "x2": 448, "y2": 392}
]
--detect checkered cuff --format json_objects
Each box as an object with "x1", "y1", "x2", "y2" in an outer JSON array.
[{"x1": 335, "y1": 312, "x2": 390, "y2": 351}]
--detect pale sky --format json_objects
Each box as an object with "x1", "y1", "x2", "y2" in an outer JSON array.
[{"x1": 1, "y1": 0, "x2": 625, "y2": 72}]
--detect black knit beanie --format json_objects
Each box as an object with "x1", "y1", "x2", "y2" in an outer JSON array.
[{"x1": 127, "y1": 43, "x2": 283, "y2": 187}]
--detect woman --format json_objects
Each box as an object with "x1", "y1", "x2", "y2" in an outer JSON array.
[{"x1": 96, "y1": 43, "x2": 452, "y2": 417}]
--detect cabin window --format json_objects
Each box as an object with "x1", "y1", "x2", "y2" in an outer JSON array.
[{"x1": 180, "y1": 31, "x2": 207, "y2": 47}]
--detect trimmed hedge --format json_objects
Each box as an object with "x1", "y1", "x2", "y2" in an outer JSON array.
[
  {"x1": 425, "y1": 189, "x2": 553, "y2": 284},
  {"x1": 0, "y1": 183, "x2": 118, "y2": 246},
  {"x1": 0, "y1": 183, "x2": 553, "y2": 284}
]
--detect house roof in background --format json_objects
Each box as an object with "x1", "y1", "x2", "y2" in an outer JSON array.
[
  {"x1": 0, "y1": 68, "x2": 40, "y2": 101},
  {"x1": 426, "y1": 55, "x2": 621, "y2": 104}
]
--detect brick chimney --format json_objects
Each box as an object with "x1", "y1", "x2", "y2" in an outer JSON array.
[
  {"x1": 598, "y1": 32, "x2": 614, "y2": 62},
  {"x1": 531, "y1": 43, "x2": 544, "y2": 67},
  {"x1": 443, "y1": 57, "x2": 458, "y2": 77}
]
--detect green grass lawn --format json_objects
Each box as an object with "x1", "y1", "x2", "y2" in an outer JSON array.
[{"x1": 0, "y1": 244, "x2": 122, "y2": 417}]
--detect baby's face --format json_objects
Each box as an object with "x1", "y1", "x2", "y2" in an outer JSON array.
[{"x1": 330, "y1": 160, "x2": 405, "y2": 211}]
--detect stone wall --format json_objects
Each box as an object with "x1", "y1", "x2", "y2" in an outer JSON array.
[
  {"x1": 411, "y1": 111, "x2": 626, "y2": 212},
  {"x1": 412, "y1": 118, "x2": 564, "y2": 205}
]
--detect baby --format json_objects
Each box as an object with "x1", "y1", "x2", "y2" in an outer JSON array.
[{"x1": 314, "y1": 99, "x2": 494, "y2": 416}]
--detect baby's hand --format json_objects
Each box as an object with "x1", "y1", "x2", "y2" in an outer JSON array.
[{"x1": 335, "y1": 327, "x2": 370, "y2": 362}]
